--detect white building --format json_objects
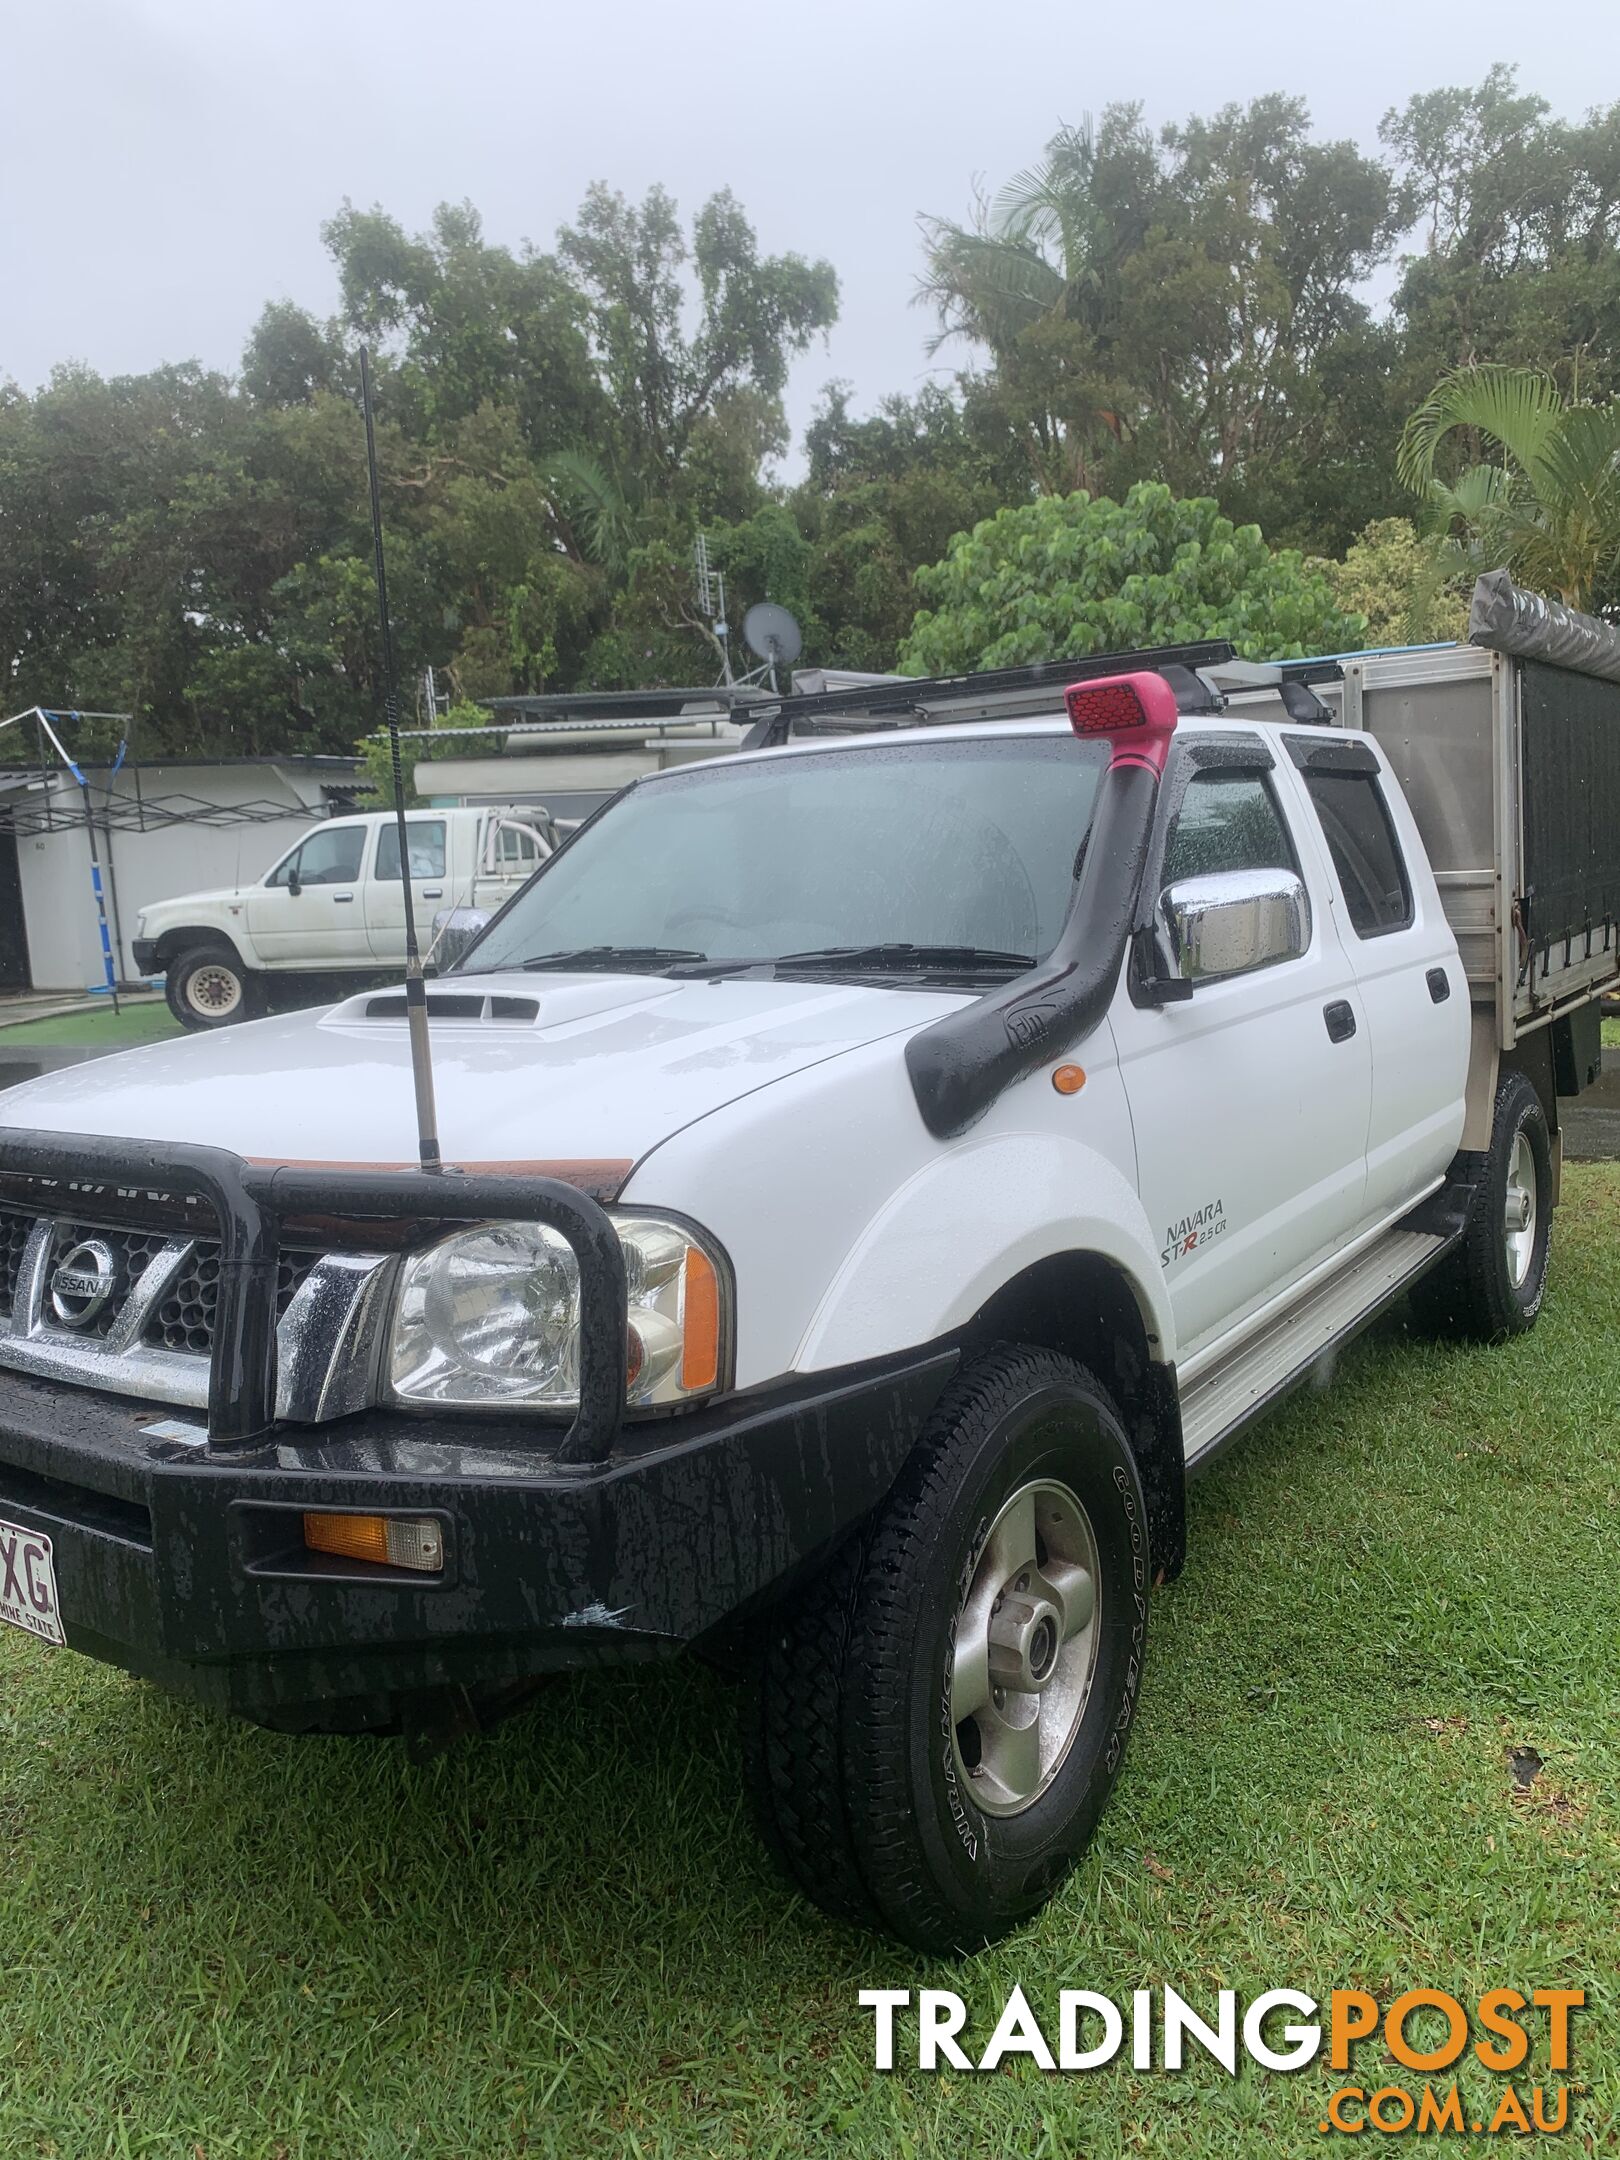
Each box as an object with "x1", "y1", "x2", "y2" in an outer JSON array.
[
  {"x1": 407, "y1": 690, "x2": 764, "y2": 827},
  {"x1": 405, "y1": 676, "x2": 902, "y2": 824},
  {"x1": 0, "y1": 755, "x2": 363, "y2": 993}
]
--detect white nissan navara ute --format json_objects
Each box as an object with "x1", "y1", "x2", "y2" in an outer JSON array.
[{"x1": 0, "y1": 605, "x2": 1611, "y2": 1952}]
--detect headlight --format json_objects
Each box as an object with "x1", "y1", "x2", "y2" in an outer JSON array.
[{"x1": 387, "y1": 1214, "x2": 727, "y2": 1413}]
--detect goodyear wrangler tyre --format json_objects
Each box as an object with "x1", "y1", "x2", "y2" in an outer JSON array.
[{"x1": 744, "y1": 1345, "x2": 1149, "y2": 1953}]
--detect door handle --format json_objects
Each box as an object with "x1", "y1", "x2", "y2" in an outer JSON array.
[
  {"x1": 1323, "y1": 999, "x2": 1357, "y2": 1042},
  {"x1": 333, "y1": 892, "x2": 354, "y2": 904},
  {"x1": 422, "y1": 887, "x2": 444, "y2": 899},
  {"x1": 1426, "y1": 966, "x2": 1450, "y2": 1003}
]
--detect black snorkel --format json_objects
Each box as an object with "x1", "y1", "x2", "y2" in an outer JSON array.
[{"x1": 905, "y1": 672, "x2": 1181, "y2": 1140}]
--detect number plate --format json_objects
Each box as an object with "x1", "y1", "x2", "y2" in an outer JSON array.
[{"x1": 0, "y1": 1518, "x2": 65, "y2": 1647}]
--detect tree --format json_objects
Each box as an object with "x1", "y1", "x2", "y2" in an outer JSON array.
[
  {"x1": 789, "y1": 382, "x2": 1023, "y2": 668},
  {"x1": 14, "y1": 88, "x2": 1620, "y2": 748},
  {"x1": 917, "y1": 100, "x2": 1401, "y2": 521},
  {"x1": 1381, "y1": 69, "x2": 1620, "y2": 407},
  {"x1": 1396, "y1": 364, "x2": 1620, "y2": 610},
  {"x1": 1126, "y1": 97, "x2": 1400, "y2": 502},
  {"x1": 574, "y1": 503, "x2": 820, "y2": 690},
  {"x1": 241, "y1": 302, "x2": 346, "y2": 408},
  {"x1": 1320, "y1": 519, "x2": 1468, "y2": 646},
  {"x1": 900, "y1": 482, "x2": 1364, "y2": 675},
  {"x1": 321, "y1": 200, "x2": 608, "y2": 456},
  {"x1": 558, "y1": 183, "x2": 837, "y2": 503},
  {"x1": 917, "y1": 114, "x2": 1157, "y2": 492}
]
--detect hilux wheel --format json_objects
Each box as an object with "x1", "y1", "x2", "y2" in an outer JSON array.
[
  {"x1": 1412, "y1": 1068, "x2": 1551, "y2": 1341},
  {"x1": 742, "y1": 1345, "x2": 1149, "y2": 1953},
  {"x1": 165, "y1": 943, "x2": 259, "y2": 1030}
]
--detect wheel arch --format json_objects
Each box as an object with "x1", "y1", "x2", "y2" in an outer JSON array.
[
  {"x1": 153, "y1": 926, "x2": 247, "y2": 971},
  {"x1": 792, "y1": 1134, "x2": 1183, "y2": 1569},
  {"x1": 964, "y1": 1250, "x2": 1186, "y2": 1582}
]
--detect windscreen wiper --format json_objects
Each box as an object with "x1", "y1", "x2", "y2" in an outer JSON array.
[
  {"x1": 772, "y1": 942, "x2": 1036, "y2": 975},
  {"x1": 519, "y1": 945, "x2": 707, "y2": 973}
]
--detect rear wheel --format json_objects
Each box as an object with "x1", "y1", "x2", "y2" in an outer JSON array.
[
  {"x1": 742, "y1": 1345, "x2": 1149, "y2": 1953},
  {"x1": 1412, "y1": 1068, "x2": 1551, "y2": 1340},
  {"x1": 165, "y1": 943, "x2": 260, "y2": 1030}
]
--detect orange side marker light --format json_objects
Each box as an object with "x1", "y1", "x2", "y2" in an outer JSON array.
[{"x1": 682, "y1": 1248, "x2": 721, "y2": 1392}]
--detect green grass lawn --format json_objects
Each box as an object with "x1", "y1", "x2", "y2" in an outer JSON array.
[
  {"x1": 0, "y1": 1001, "x2": 183, "y2": 1050},
  {"x1": 1602, "y1": 1015, "x2": 1620, "y2": 1049},
  {"x1": 3, "y1": 1174, "x2": 1619, "y2": 2157}
]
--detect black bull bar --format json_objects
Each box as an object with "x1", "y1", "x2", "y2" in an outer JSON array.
[{"x1": 0, "y1": 1130, "x2": 630, "y2": 1463}]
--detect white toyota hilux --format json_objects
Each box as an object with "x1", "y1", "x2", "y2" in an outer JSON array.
[
  {"x1": 1, "y1": 595, "x2": 1614, "y2": 1952},
  {"x1": 132, "y1": 805, "x2": 553, "y2": 1028}
]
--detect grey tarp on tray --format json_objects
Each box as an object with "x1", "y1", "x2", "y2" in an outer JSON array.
[{"x1": 1469, "y1": 569, "x2": 1620, "y2": 685}]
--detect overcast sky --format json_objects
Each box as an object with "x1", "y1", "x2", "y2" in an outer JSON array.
[{"x1": 4, "y1": 0, "x2": 1615, "y2": 473}]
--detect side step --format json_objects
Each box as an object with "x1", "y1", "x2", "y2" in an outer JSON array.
[{"x1": 1180, "y1": 1228, "x2": 1449, "y2": 1469}]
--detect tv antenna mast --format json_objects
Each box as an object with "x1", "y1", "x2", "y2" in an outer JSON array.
[
  {"x1": 694, "y1": 532, "x2": 733, "y2": 684},
  {"x1": 421, "y1": 665, "x2": 450, "y2": 728}
]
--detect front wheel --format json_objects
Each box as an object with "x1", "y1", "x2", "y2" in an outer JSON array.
[
  {"x1": 1412, "y1": 1068, "x2": 1551, "y2": 1340},
  {"x1": 165, "y1": 943, "x2": 261, "y2": 1030},
  {"x1": 742, "y1": 1345, "x2": 1150, "y2": 1953}
]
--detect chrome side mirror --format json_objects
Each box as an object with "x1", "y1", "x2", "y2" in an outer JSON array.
[
  {"x1": 430, "y1": 906, "x2": 491, "y2": 973},
  {"x1": 1159, "y1": 869, "x2": 1309, "y2": 983}
]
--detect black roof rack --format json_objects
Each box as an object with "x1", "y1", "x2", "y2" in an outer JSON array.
[
  {"x1": 739, "y1": 640, "x2": 1238, "y2": 750},
  {"x1": 485, "y1": 685, "x2": 770, "y2": 720}
]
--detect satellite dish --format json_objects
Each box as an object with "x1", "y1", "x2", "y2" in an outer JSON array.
[{"x1": 743, "y1": 602, "x2": 803, "y2": 668}]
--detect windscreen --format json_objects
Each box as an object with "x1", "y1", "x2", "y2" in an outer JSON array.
[{"x1": 468, "y1": 735, "x2": 1107, "y2": 972}]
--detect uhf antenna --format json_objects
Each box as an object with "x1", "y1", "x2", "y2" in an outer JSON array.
[{"x1": 359, "y1": 345, "x2": 442, "y2": 1174}]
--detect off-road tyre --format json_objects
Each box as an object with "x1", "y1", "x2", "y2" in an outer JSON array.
[
  {"x1": 742, "y1": 1344, "x2": 1150, "y2": 1953},
  {"x1": 1411, "y1": 1068, "x2": 1551, "y2": 1341},
  {"x1": 165, "y1": 942, "x2": 261, "y2": 1030}
]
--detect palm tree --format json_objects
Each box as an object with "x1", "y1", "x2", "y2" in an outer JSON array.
[
  {"x1": 1397, "y1": 365, "x2": 1620, "y2": 612},
  {"x1": 539, "y1": 450, "x2": 637, "y2": 576},
  {"x1": 917, "y1": 121, "x2": 1142, "y2": 493},
  {"x1": 918, "y1": 121, "x2": 1120, "y2": 357}
]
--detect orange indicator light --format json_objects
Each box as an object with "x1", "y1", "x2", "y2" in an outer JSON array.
[
  {"x1": 303, "y1": 1512, "x2": 444, "y2": 1573},
  {"x1": 681, "y1": 1248, "x2": 721, "y2": 1392}
]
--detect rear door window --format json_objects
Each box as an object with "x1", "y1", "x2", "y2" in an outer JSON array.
[
  {"x1": 1301, "y1": 771, "x2": 1413, "y2": 937},
  {"x1": 376, "y1": 821, "x2": 447, "y2": 882}
]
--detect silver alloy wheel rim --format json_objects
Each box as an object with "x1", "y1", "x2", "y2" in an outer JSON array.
[
  {"x1": 189, "y1": 964, "x2": 242, "y2": 1017},
  {"x1": 1504, "y1": 1129, "x2": 1537, "y2": 1288},
  {"x1": 949, "y1": 1476, "x2": 1101, "y2": 1818}
]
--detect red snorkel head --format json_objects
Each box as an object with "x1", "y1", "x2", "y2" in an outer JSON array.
[{"x1": 1065, "y1": 670, "x2": 1180, "y2": 778}]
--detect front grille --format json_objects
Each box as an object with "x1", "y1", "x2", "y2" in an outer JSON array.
[
  {"x1": 147, "y1": 1244, "x2": 319, "y2": 1357},
  {"x1": 0, "y1": 1211, "x2": 32, "y2": 1321},
  {"x1": 0, "y1": 1204, "x2": 321, "y2": 1359}
]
